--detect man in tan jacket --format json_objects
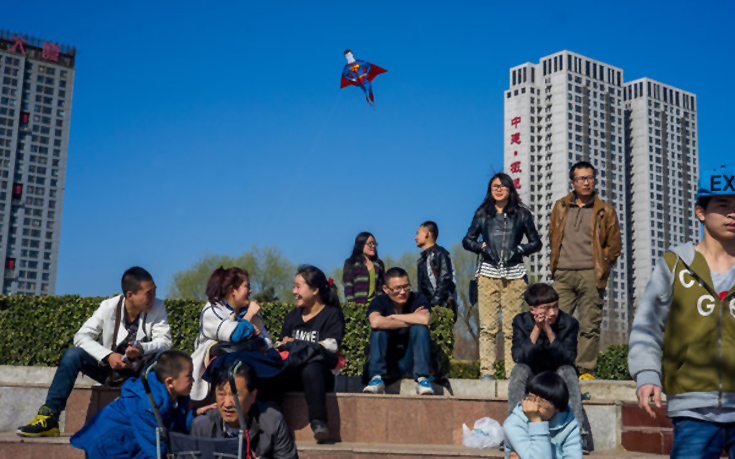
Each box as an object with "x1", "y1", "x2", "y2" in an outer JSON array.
[{"x1": 549, "y1": 161, "x2": 622, "y2": 378}]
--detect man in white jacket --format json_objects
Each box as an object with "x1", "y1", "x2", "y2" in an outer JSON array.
[{"x1": 17, "y1": 267, "x2": 172, "y2": 437}]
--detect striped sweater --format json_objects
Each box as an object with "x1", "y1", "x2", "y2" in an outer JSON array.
[{"x1": 342, "y1": 258, "x2": 385, "y2": 304}]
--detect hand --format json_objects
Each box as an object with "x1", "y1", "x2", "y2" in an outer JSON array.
[
  {"x1": 252, "y1": 324, "x2": 261, "y2": 336},
  {"x1": 196, "y1": 403, "x2": 217, "y2": 416},
  {"x1": 248, "y1": 301, "x2": 261, "y2": 316},
  {"x1": 281, "y1": 337, "x2": 294, "y2": 344},
  {"x1": 521, "y1": 396, "x2": 543, "y2": 423},
  {"x1": 481, "y1": 242, "x2": 487, "y2": 249},
  {"x1": 508, "y1": 453, "x2": 519, "y2": 459},
  {"x1": 637, "y1": 384, "x2": 662, "y2": 418},
  {"x1": 125, "y1": 342, "x2": 142, "y2": 359},
  {"x1": 107, "y1": 353, "x2": 127, "y2": 370}
]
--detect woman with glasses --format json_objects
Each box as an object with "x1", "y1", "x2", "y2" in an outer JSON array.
[
  {"x1": 463, "y1": 172, "x2": 542, "y2": 380},
  {"x1": 190, "y1": 266, "x2": 271, "y2": 401},
  {"x1": 342, "y1": 232, "x2": 385, "y2": 304}
]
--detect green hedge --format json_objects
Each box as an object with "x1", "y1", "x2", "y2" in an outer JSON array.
[{"x1": 0, "y1": 295, "x2": 454, "y2": 377}]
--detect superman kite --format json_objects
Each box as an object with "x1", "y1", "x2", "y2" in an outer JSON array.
[{"x1": 340, "y1": 49, "x2": 387, "y2": 106}]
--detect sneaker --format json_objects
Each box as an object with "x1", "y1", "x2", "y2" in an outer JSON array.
[
  {"x1": 363, "y1": 375, "x2": 385, "y2": 394},
  {"x1": 17, "y1": 406, "x2": 60, "y2": 437},
  {"x1": 480, "y1": 374, "x2": 495, "y2": 381},
  {"x1": 311, "y1": 420, "x2": 330, "y2": 443},
  {"x1": 579, "y1": 373, "x2": 596, "y2": 380},
  {"x1": 416, "y1": 376, "x2": 435, "y2": 395}
]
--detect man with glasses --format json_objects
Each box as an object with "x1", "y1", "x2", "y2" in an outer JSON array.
[
  {"x1": 549, "y1": 161, "x2": 622, "y2": 379},
  {"x1": 362, "y1": 267, "x2": 434, "y2": 395},
  {"x1": 508, "y1": 283, "x2": 594, "y2": 453}
]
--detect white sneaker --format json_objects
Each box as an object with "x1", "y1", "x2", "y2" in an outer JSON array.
[
  {"x1": 363, "y1": 376, "x2": 385, "y2": 394},
  {"x1": 416, "y1": 376, "x2": 435, "y2": 395}
]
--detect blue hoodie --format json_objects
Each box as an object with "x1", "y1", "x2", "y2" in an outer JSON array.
[
  {"x1": 71, "y1": 373, "x2": 194, "y2": 459},
  {"x1": 503, "y1": 403, "x2": 582, "y2": 459}
]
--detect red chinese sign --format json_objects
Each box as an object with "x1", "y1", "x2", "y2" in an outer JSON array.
[
  {"x1": 510, "y1": 161, "x2": 522, "y2": 173},
  {"x1": 513, "y1": 178, "x2": 522, "y2": 189},
  {"x1": 509, "y1": 117, "x2": 522, "y2": 189},
  {"x1": 42, "y1": 42, "x2": 59, "y2": 61},
  {"x1": 10, "y1": 36, "x2": 27, "y2": 55},
  {"x1": 511, "y1": 116, "x2": 522, "y2": 128},
  {"x1": 510, "y1": 133, "x2": 521, "y2": 145}
]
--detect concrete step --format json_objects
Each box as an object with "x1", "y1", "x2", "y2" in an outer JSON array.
[{"x1": 0, "y1": 434, "x2": 670, "y2": 458}]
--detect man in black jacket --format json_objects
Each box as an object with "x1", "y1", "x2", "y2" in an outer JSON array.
[
  {"x1": 508, "y1": 283, "x2": 593, "y2": 452},
  {"x1": 190, "y1": 363, "x2": 298, "y2": 459},
  {"x1": 415, "y1": 221, "x2": 457, "y2": 320}
]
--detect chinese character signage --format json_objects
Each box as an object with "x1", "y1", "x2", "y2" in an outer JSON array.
[{"x1": 509, "y1": 116, "x2": 522, "y2": 189}]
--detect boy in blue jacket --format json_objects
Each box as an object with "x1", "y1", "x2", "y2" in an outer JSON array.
[
  {"x1": 71, "y1": 350, "x2": 211, "y2": 459},
  {"x1": 503, "y1": 371, "x2": 582, "y2": 459}
]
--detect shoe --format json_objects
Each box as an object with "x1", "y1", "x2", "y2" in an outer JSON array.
[
  {"x1": 480, "y1": 374, "x2": 495, "y2": 381},
  {"x1": 581, "y1": 430, "x2": 593, "y2": 455},
  {"x1": 579, "y1": 373, "x2": 596, "y2": 380},
  {"x1": 416, "y1": 376, "x2": 435, "y2": 395},
  {"x1": 311, "y1": 420, "x2": 330, "y2": 443},
  {"x1": 363, "y1": 375, "x2": 385, "y2": 394},
  {"x1": 17, "y1": 406, "x2": 60, "y2": 437},
  {"x1": 498, "y1": 440, "x2": 505, "y2": 451}
]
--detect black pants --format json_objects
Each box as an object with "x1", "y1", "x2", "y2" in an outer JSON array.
[{"x1": 262, "y1": 361, "x2": 334, "y2": 423}]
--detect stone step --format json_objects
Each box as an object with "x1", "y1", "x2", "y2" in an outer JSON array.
[{"x1": 0, "y1": 434, "x2": 670, "y2": 458}]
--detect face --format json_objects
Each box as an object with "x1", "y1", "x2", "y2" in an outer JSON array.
[
  {"x1": 382, "y1": 275, "x2": 411, "y2": 305},
  {"x1": 228, "y1": 278, "x2": 252, "y2": 309},
  {"x1": 293, "y1": 274, "x2": 318, "y2": 308},
  {"x1": 529, "y1": 301, "x2": 560, "y2": 325},
  {"x1": 697, "y1": 196, "x2": 735, "y2": 241},
  {"x1": 362, "y1": 236, "x2": 377, "y2": 258},
  {"x1": 215, "y1": 375, "x2": 257, "y2": 427},
  {"x1": 491, "y1": 178, "x2": 510, "y2": 203},
  {"x1": 570, "y1": 167, "x2": 596, "y2": 197},
  {"x1": 527, "y1": 392, "x2": 558, "y2": 421},
  {"x1": 415, "y1": 226, "x2": 432, "y2": 248},
  {"x1": 126, "y1": 279, "x2": 156, "y2": 312},
  {"x1": 167, "y1": 361, "x2": 194, "y2": 399}
]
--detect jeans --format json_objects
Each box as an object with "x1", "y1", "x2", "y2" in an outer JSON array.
[
  {"x1": 45, "y1": 347, "x2": 109, "y2": 414},
  {"x1": 367, "y1": 325, "x2": 431, "y2": 380},
  {"x1": 506, "y1": 364, "x2": 594, "y2": 450},
  {"x1": 671, "y1": 417, "x2": 735, "y2": 458}
]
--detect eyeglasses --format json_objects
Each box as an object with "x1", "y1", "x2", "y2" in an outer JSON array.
[
  {"x1": 387, "y1": 284, "x2": 411, "y2": 293},
  {"x1": 492, "y1": 185, "x2": 509, "y2": 190},
  {"x1": 573, "y1": 175, "x2": 595, "y2": 183},
  {"x1": 365, "y1": 241, "x2": 378, "y2": 248}
]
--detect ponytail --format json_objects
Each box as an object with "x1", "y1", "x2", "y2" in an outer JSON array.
[
  {"x1": 205, "y1": 266, "x2": 250, "y2": 304},
  {"x1": 296, "y1": 265, "x2": 341, "y2": 309}
]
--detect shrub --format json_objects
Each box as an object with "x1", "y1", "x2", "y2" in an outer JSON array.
[
  {"x1": 0, "y1": 295, "x2": 455, "y2": 377},
  {"x1": 594, "y1": 344, "x2": 632, "y2": 380}
]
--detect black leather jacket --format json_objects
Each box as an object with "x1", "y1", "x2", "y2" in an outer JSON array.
[
  {"x1": 462, "y1": 207, "x2": 542, "y2": 267},
  {"x1": 417, "y1": 244, "x2": 456, "y2": 307}
]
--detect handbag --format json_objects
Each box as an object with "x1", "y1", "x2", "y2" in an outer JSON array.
[
  {"x1": 105, "y1": 297, "x2": 150, "y2": 386},
  {"x1": 469, "y1": 254, "x2": 481, "y2": 306}
]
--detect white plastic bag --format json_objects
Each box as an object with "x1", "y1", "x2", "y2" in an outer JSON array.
[{"x1": 462, "y1": 417, "x2": 504, "y2": 449}]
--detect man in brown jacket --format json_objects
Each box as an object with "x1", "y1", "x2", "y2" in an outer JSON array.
[{"x1": 549, "y1": 161, "x2": 622, "y2": 378}]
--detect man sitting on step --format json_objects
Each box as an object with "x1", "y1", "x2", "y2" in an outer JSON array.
[
  {"x1": 17, "y1": 267, "x2": 172, "y2": 437},
  {"x1": 507, "y1": 283, "x2": 594, "y2": 454},
  {"x1": 362, "y1": 267, "x2": 435, "y2": 396}
]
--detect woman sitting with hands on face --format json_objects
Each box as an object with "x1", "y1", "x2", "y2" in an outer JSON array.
[{"x1": 503, "y1": 372, "x2": 583, "y2": 459}]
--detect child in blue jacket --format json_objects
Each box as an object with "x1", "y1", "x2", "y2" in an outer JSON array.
[
  {"x1": 71, "y1": 350, "x2": 211, "y2": 459},
  {"x1": 503, "y1": 371, "x2": 583, "y2": 459}
]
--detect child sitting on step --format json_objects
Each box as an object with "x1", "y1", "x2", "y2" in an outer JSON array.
[{"x1": 503, "y1": 371, "x2": 583, "y2": 459}]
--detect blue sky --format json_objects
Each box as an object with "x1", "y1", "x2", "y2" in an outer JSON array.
[{"x1": 4, "y1": 0, "x2": 733, "y2": 297}]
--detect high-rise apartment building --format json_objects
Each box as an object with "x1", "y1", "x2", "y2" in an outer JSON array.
[
  {"x1": 504, "y1": 50, "x2": 698, "y2": 340},
  {"x1": 0, "y1": 31, "x2": 75, "y2": 295},
  {"x1": 624, "y1": 78, "x2": 699, "y2": 307}
]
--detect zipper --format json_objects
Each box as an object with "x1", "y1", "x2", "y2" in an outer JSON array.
[
  {"x1": 500, "y1": 214, "x2": 508, "y2": 268},
  {"x1": 718, "y1": 295, "x2": 723, "y2": 408}
]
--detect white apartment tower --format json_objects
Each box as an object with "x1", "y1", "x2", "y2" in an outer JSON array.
[
  {"x1": 624, "y1": 78, "x2": 699, "y2": 308},
  {"x1": 0, "y1": 31, "x2": 74, "y2": 295},
  {"x1": 505, "y1": 51, "x2": 630, "y2": 338},
  {"x1": 504, "y1": 51, "x2": 698, "y2": 340}
]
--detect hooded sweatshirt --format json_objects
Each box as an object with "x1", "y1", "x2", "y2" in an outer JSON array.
[
  {"x1": 71, "y1": 372, "x2": 194, "y2": 459},
  {"x1": 503, "y1": 403, "x2": 582, "y2": 459},
  {"x1": 628, "y1": 242, "x2": 735, "y2": 414}
]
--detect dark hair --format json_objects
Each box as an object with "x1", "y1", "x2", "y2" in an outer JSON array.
[
  {"x1": 421, "y1": 221, "x2": 439, "y2": 241},
  {"x1": 153, "y1": 350, "x2": 192, "y2": 382},
  {"x1": 121, "y1": 267, "x2": 153, "y2": 295},
  {"x1": 524, "y1": 283, "x2": 559, "y2": 307},
  {"x1": 213, "y1": 362, "x2": 257, "y2": 392},
  {"x1": 348, "y1": 232, "x2": 379, "y2": 263},
  {"x1": 205, "y1": 267, "x2": 250, "y2": 304},
  {"x1": 569, "y1": 161, "x2": 596, "y2": 181},
  {"x1": 526, "y1": 371, "x2": 569, "y2": 411},
  {"x1": 296, "y1": 265, "x2": 340, "y2": 309},
  {"x1": 477, "y1": 172, "x2": 522, "y2": 217},
  {"x1": 385, "y1": 267, "x2": 409, "y2": 283},
  {"x1": 695, "y1": 196, "x2": 711, "y2": 211}
]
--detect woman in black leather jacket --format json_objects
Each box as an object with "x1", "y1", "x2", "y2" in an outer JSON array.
[{"x1": 462, "y1": 172, "x2": 541, "y2": 380}]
